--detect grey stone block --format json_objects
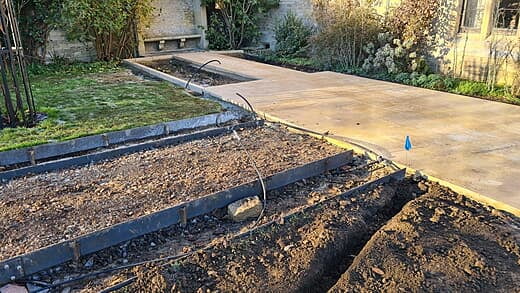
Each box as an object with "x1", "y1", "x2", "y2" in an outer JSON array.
[
  {"x1": 0, "y1": 148, "x2": 31, "y2": 166},
  {"x1": 34, "y1": 135, "x2": 106, "y2": 160},
  {"x1": 107, "y1": 124, "x2": 166, "y2": 145}
]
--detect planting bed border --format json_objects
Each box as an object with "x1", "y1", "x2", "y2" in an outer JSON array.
[
  {"x1": 0, "y1": 112, "x2": 245, "y2": 168},
  {"x1": 0, "y1": 114, "x2": 254, "y2": 182},
  {"x1": 0, "y1": 151, "x2": 353, "y2": 284},
  {"x1": 123, "y1": 54, "x2": 257, "y2": 95}
]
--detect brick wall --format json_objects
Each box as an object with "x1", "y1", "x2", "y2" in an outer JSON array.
[
  {"x1": 45, "y1": 30, "x2": 96, "y2": 62},
  {"x1": 259, "y1": 0, "x2": 314, "y2": 49}
]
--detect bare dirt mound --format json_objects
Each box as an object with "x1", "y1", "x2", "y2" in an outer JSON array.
[{"x1": 329, "y1": 183, "x2": 520, "y2": 292}]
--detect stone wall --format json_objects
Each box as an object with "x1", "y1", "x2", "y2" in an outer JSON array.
[
  {"x1": 143, "y1": 0, "x2": 198, "y2": 38},
  {"x1": 45, "y1": 30, "x2": 96, "y2": 62},
  {"x1": 259, "y1": 0, "x2": 314, "y2": 49}
]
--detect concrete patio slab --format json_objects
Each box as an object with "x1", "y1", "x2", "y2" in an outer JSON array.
[{"x1": 172, "y1": 52, "x2": 520, "y2": 210}]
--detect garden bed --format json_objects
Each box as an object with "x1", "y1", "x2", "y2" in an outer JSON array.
[
  {"x1": 112, "y1": 178, "x2": 424, "y2": 292},
  {"x1": 139, "y1": 58, "x2": 244, "y2": 87},
  {"x1": 231, "y1": 52, "x2": 321, "y2": 73},
  {"x1": 0, "y1": 126, "x2": 342, "y2": 261},
  {"x1": 39, "y1": 156, "x2": 393, "y2": 292}
]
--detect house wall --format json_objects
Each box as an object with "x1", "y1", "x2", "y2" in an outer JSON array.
[
  {"x1": 143, "y1": 0, "x2": 198, "y2": 38},
  {"x1": 260, "y1": 0, "x2": 519, "y2": 84},
  {"x1": 138, "y1": 0, "x2": 207, "y2": 55},
  {"x1": 259, "y1": 0, "x2": 314, "y2": 49}
]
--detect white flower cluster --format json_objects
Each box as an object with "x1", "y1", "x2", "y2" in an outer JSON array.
[{"x1": 362, "y1": 33, "x2": 423, "y2": 75}]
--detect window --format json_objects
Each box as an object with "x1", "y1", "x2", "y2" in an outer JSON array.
[
  {"x1": 460, "y1": 0, "x2": 485, "y2": 30},
  {"x1": 494, "y1": 0, "x2": 520, "y2": 30}
]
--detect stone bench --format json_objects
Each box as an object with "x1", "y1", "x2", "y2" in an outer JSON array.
[{"x1": 144, "y1": 34, "x2": 202, "y2": 50}]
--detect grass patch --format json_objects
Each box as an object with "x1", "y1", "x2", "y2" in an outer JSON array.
[{"x1": 0, "y1": 62, "x2": 221, "y2": 151}]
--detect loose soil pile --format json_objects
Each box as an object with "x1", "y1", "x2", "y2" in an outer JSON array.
[
  {"x1": 130, "y1": 179, "x2": 424, "y2": 292},
  {"x1": 330, "y1": 183, "x2": 520, "y2": 292},
  {"x1": 0, "y1": 126, "x2": 341, "y2": 260},
  {"x1": 140, "y1": 59, "x2": 242, "y2": 87}
]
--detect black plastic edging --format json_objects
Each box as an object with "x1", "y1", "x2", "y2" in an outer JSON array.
[
  {"x1": 0, "y1": 120, "x2": 260, "y2": 182},
  {"x1": 0, "y1": 151, "x2": 353, "y2": 283},
  {"x1": 0, "y1": 111, "x2": 244, "y2": 167}
]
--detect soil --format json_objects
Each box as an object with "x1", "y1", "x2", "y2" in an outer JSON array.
[
  {"x1": 330, "y1": 183, "x2": 520, "y2": 292},
  {"x1": 127, "y1": 178, "x2": 424, "y2": 293},
  {"x1": 96, "y1": 180, "x2": 520, "y2": 293},
  {"x1": 140, "y1": 59, "x2": 242, "y2": 87},
  {"x1": 33, "y1": 157, "x2": 392, "y2": 292},
  {"x1": 0, "y1": 125, "x2": 341, "y2": 261}
]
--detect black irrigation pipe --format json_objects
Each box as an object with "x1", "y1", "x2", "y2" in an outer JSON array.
[
  {"x1": 0, "y1": 111, "x2": 244, "y2": 168},
  {"x1": 0, "y1": 150, "x2": 353, "y2": 284},
  {"x1": 0, "y1": 119, "x2": 258, "y2": 183},
  {"x1": 185, "y1": 59, "x2": 222, "y2": 90},
  {"x1": 96, "y1": 167, "x2": 407, "y2": 292}
]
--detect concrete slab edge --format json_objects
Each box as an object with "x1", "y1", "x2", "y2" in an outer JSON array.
[
  {"x1": 0, "y1": 151, "x2": 353, "y2": 284},
  {"x1": 259, "y1": 112, "x2": 520, "y2": 218},
  {"x1": 0, "y1": 112, "x2": 241, "y2": 168},
  {"x1": 122, "y1": 58, "x2": 204, "y2": 93}
]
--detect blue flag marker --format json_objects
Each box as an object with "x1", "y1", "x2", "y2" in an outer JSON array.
[{"x1": 404, "y1": 136, "x2": 412, "y2": 151}]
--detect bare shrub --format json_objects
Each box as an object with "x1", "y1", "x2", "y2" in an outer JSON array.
[{"x1": 309, "y1": 0, "x2": 382, "y2": 70}]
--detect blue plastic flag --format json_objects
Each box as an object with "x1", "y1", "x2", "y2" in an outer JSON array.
[{"x1": 404, "y1": 136, "x2": 412, "y2": 151}]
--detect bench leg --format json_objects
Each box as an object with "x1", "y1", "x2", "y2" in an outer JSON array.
[
  {"x1": 179, "y1": 38, "x2": 186, "y2": 49},
  {"x1": 158, "y1": 40, "x2": 165, "y2": 51}
]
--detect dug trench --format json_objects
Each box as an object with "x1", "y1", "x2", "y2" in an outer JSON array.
[{"x1": 109, "y1": 179, "x2": 518, "y2": 292}]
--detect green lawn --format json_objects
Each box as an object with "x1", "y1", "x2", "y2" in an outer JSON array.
[{"x1": 0, "y1": 63, "x2": 221, "y2": 151}]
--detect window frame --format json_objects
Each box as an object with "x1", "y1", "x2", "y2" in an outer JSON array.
[
  {"x1": 492, "y1": 0, "x2": 520, "y2": 32},
  {"x1": 459, "y1": 0, "x2": 486, "y2": 32}
]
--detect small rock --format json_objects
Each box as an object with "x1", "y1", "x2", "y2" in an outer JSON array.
[
  {"x1": 84, "y1": 258, "x2": 94, "y2": 268},
  {"x1": 0, "y1": 284, "x2": 28, "y2": 293},
  {"x1": 283, "y1": 244, "x2": 295, "y2": 252},
  {"x1": 227, "y1": 196, "x2": 263, "y2": 222},
  {"x1": 417, "y1": 181, "x2": 429, "y2": 192},
  {"x1": 150, "y1": 242, "x2": 156, "y2": 247},
  {"x1": 371, "y1": 267, "x2": 385, "y2": 276}
]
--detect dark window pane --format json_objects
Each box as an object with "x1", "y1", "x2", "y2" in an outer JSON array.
[
  {"x1": 495, "y1": 0, "x2": 520, "y2": 29},
  {"x1": 461, "y1": 0, "x2": 484, "y2": 28}
]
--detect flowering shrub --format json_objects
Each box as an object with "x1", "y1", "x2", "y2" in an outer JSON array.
[{"x1": 362, "y1": 33, "x2": 428, "y2": 74}]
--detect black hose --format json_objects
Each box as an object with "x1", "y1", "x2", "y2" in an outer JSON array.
[
  {"x1": 99, "y1": 277, "x2": 137, "y2": 293},
  {"x1": 235, "y1": 93, "x2": 257, "y2": 118},
  {"x1": 231, "y1": 130, "x2": 267, "y2": 227},
  {"x1": 33, "y1": 251, "x2": 193, "y2": 292},
  {"x1": 185, "y1": 59, "x2": 222, "y2": 90}
]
